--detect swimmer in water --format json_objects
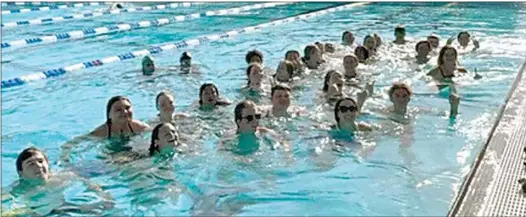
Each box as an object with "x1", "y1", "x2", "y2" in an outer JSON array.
[
  {"x1": 91, "y1": 96, "x2": 151, "y2": 138},
  {"x1": 245, "y1": 63, "x2": 265, "y2": 92},
  {"x1": 325, "y1": 43, "x2": 336, "y2": 53},
  {"x1": 155, "y1": 91, "x2": 189, "y2": 124},
  {"x1": 332, "y1": 97, "x2": 373, "y2": 134},
  {"x1": 302, "y1": 44, "x2": 324, "y2": 70},
  {"x1": 323, "y1": 70, "x2": 345, "y2": 100},
  {"x1": 285, "y1": 50, "x2": 304, "y2": 74},
  {"x1": 387, "y1": 83, "x2": 413, "y2": 115},
  {"x1": 393, "y1": 25, "x2": 409, "y2": 45},
  {"x1": 142, "y1": 56, "x2": 155, "y2": 76},
  {"x1": 415, "y1": 40, "x2": 432, "y2": 64},
  {"x1": 149, "y1": 123, "x2": 187, "y2": 157},
  {"x1": 2, "y1": 147, "x2": 114, "y2": 216},
  {"x1": 373, "y1": 33, "x2": 383, "y2": 48},
  {"x1": 198, "y1": 83, "x2": 231, "y2": 110},
  {"x1": 427, "y1": 34, "x2": 440, "y2": 50},
  {"x1": 343, "y1": 54, "x2": 360, "y2": 80},
  {"x1": 354, "y1": 46, "x2": 370, "y2": 63},
  {"x1": 426, "y1": 45, "x2": 481, "y2": 85},
  {"x1": 179, "y1": 51, "x2": 193, "y2": 74},
  {"x1": 108, "y1": 2, "x2": 124, "y2": 11},
  {"x1": 315, "y1": 42, "x2": 325, "y2": 54},
  {"x1": 265, "y1": 84, "x2": 302, "y2": 118},
  {"x1": 341, "y1": 31, "x2": 356, "y2": 47},
  {"x1": 273, "y1": 60, "x2": 295, "y2": 83},
  {"x1": 245, "y1": 49, "x2": 264, "y2": 65},
  {"x1": 447, "y1": 31, "x2": 480, "y2": 51},
  {"x1": 363, "y1": 34, "x2": 377, "y2": 55}
]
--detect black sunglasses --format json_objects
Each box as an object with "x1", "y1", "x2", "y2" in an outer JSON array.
[
  {"x1": 338, "y1": 106, "x2": 357, "y2": 113},
  {"x1": 242, "y1": 114, "x2": 262, "y2": 122}
]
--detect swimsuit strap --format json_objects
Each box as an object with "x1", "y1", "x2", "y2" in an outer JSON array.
[
  {"x1": 128, "y1": 122, "x2": 136, "y2": 135},
  {"x1": 107, "y1": 122, "x2": 112, "y2": 139},
  {"x1": 439, "y1": 66, "x2": 454, "y2": 78}
]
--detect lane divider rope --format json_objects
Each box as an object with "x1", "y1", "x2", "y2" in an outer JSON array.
[
  {"x1": 1, "y1": 2, "x2": 370, "y2": 89},
  {"x1": 1, "y1": 2, "x2": 109, "y2": 15}
]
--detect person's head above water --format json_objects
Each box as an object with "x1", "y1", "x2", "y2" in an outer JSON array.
[
  {"x1": 415, "y1": 40, "x2": 432, "y2": 56},
  {"x1": 16, "y1": 147, "x2": 50, "y2": 182},
  {"x1": 180, "y1": 51, "x2": 192, "y2": 69},
  {"x1": 354, "y1": 46, "x2": 370, "y2": 63},
  {"x1": 323, "y1": 70, "x2": 344, "y2": 92},
  {"x1": 245, "y1": 49, "x2": 264, "y2": 65},
  {"x1": 457, "y1": 31, "x2": 471, "y2": 47},
  {"x1": 388, "y1": 82, "x2": 412, "y2": 108},
  {"x1": 394, "y1": 25, "x2": 406, "y2": 39},
  {"x1": 234, "y1": 100, "x2": 261, "y2": 134},
  {"x1": 302, "y1": 44, "x2": 323, "y2": 69},
  {"x1": 343, "y1": 54, "x2": 359, "y2": 77},
  {"x1": 285, "y1": 50, "x2": 300, "y2": 62},
  {"x1": 438, "y1": 45, "x2": 458, "y2": 66},
  {"x1": 106, "y1": 96, "x2": 133, "y2": 125},
  {"x1": 342, "y1": 31, "x2": 355, "y2": 45},
  {"x1": 373, "y1": 33, "x2": 382, "y2": 48},
  {"x1": 324, "y1": 43, "x2": 335, "y2": 53},
  {"x1": 271, "y1": 83, "x2": 292, "y2": 110},
  {"x1": 156, "y1": 91, "x2": 175, "y2": 115},
  {"x1": 142, "y1": 56, "x2": 155, "y2": 75},
  {"x1": 334, "y1": 97, "x2": 359, "y2": 127},
  {"x1": 315, "y1": 42, "x2": 325, "y2": 54},
  {"x1": 274, "y1": 60, "x2": 294, "y2": 82},
  {"x1": 149, "y1": 122, "x2": 179, "y2": 156},
  {"x1": 246, "y1": 63, "x2": 263, "y2": 86},
  {"x1": 427, "y1": 34, "x2": 440, "y2": 49},
  {"x1": 363, "y1": 35, "x2": 377, "y2": 51}
]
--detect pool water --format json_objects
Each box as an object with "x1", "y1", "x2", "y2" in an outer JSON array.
[{"x1": 2, "y1": 2, "x2": 526, "y2": 216}]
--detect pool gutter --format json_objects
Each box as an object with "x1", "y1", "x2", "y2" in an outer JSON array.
[{"x1": 448, "y1": 57, "x2": 526, "y2": 216}]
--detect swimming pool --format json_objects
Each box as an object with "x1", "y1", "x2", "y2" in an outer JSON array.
[{"x1": 2, "y1": 2, "x2": 526, "y2": 216}]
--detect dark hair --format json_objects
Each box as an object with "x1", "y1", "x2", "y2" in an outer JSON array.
[
  {"x1": 427, "y1": 34, "x2": 440, "y2": 41},
  {"x1": 388, "y1": 83, "x2": 412, "y2": 101},
  {"x1": 180, "y1": 51, "x2": 192, "y2": 62},
  {"x1": 285, "y1": 50, "x2": 300, "y2": 59},
  {"x1": 354, "y1": 46, "x2": 370, "y2": 62},
  {"x1": 199, "y1": 83, "x2": 219, "y2": 105},
  {"x1": 16, "y1": 147, "x2": 49, "y2": 174},
  {"x1": 342, "y1": 31, "x2": 353, "y2": 42},
  {"x1": 323, "y1": 70, "x2": 339, "y2": 92},
  {"x1": 394, "y1": 25, "x2": 406, "y2": 34},
  {"x1": 106, "y1": 96, "x2": 131, "y2": 123},
  {"x1": 302, "y1": 45, "x2": 318, "y2": 62},
  {"x1": 245, "y1": 50, "x2": 263, "y2": 64},
  {"x1": 415, "y1": 40, "x2": 432, "y2": 52},
  {"x1": 156, "y1": 91, "x2": 171, "y2": 110},
  {"x1": 149, "y1": 123, "x2": 178, "y2": 156},
  {"x1": 437, "y1": 45, "x2": 458, "y2": 66},
  {"x1": 246, "y1": 63, "x2": 262, "y2": 86},
  {"x1": 274, "y1": 61, "x2": 294, "y2": 82},
  {"x1": 457, "y1": 31, "x2": 470, "y2": 41},
  {"x1": 334, "y1": 97, "x2": 358, "y2": 127},
  {"x1": 373, "y1": 33, "x2": 382, "y2": 47},
  {"x1": 234, "y1": 100, "x2": 256, "y2": 128},
  {"x1": 271, "y1": 83, "x2": 292, "y2": 98},
  {"x1": 363, "y1": 35, "x2": 376, "y2": 50},
  {"x1": 115, "y1": 3, "x2": 123, "y2": 9}
]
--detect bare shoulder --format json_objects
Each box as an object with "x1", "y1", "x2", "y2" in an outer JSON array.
[
  {"x1": 357, "y1": 122, "x2": 373, "y2": 132},
  {"x1": 258, "y1": 126, "x2": 276, "y2": 134},
  {"x1": 132, "y1": 120, "x2": 151, "y2": 132},
  {"x1": 427, "y1": 67, "x2": 438, "y2": 76},
  {"x1": 175, "y1": 113, "x2": 190, "y2": 118},
  {"x1": 90, "y1": 124, "x2": 108, "y2": 137}
]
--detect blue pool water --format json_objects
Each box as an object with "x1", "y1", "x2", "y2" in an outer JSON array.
[{"x1": 2, "y1": 2, "x2": 526, "y2": 216}]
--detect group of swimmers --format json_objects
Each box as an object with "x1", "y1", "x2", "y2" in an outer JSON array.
[{"x1": 7, "y1": 24, "x2": 482, "y2": 215}]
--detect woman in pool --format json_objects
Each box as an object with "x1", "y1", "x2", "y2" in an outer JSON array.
[
  {"x1": 341, "y1": 31, "x2": 356, "y2": 47},
  {"x1": 245, "y1": 63, "x2": 266, "y2": 92},
  {"x1": 198, "y1": 83, "x2": 231, "y2": 110},
  {"x1": 393, "y1": 25, "x2": 409, "y2": 45},
  {"x1": 324, "y1": 43, "x2": 336, "y2": 53},
  {"x1": 302, "y1": 44, "x2": 325, "y2": 70},
  {"x1": 148, "y1": 123, "x2": 188, "y2": 157},
  {"x1": 284, "y1": 50, "x2": 304, "y2": 74},
  {"x1": 354, "y1": 46, "x2": 370, "y2": 64},
  {"x1": 323, "y1": 70, "x2": 345, "y2": 100},
  {"x1": 2, "y1": 147, "x2": 114, "y2": 216},
  {"x1": 426, "y1": 45, "x2": 481, "y2": 84},
  {"x1": 91, "y1": 96, "x2": 151, "y2": 138},
  {"x1": 273, "y1": 60, "x2": 295, "y2": 83},
  {"x1": 179, "y1": 51, "x2": 195, "y2": 74},
  {"x1": 427, "y1": 34, "x2": 440, "y2": 50},
  {"x1": 154, "y1": 91, "x2": 189, "y2": 124},
  {"x1": 332, "y1": 97, "x2": 373, "y2": 134},
  {"x1": 142, "y1": 56, "x2": 156, "y2": 76},
  {"x1": 363, "y1": 34, "x2": 377, "y2": 55},
  {"x1": 415, "y1": 40, "x2": 432, "y2": 64},
  {"x1": 245, "y1": 49, "x2": 264, "y2": 65},
  {"x1": 447, "y1": 31, "x2": 480, "y2": 51},
  {"x1": 343, "y1": 54, "x2": 359, "y2": 80},
  {"x1": 373, "y1": 33, "x2": 383, "y2": 48}
]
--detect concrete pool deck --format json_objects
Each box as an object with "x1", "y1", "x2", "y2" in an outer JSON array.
[{"x1": 449, "y1": 58, "x2": 526, "y2": 216}]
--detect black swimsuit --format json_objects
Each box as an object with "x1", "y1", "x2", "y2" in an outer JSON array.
[{"x1": 107, "y1": 122, "x2": 136, "y2": 139}]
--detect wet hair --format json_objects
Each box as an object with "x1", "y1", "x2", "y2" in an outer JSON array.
[
  {"x1": 302, "y1": 45, "x2": 318, "y2": 62},
  {"x1": 271, "y1": 83, "x2": 292, "y2": 98},
  {"x1": 373, "y1": 33, "x2": 382, "y2": 47},
  {"x1": 106, "y1": 96, "x2": 131, "y2": 125},
  {"x1": 199, "y1": 83, "x2": 219, "y2": 105},
  {"x1": 149, "y1": 123, "x2": 178, "y2": 156},
  {"x1": 363, "y1": 35, "x2": 377, "y2": 50},
  {"x1": 394, "y1": 25, "x2": 406, "y2": 34},
  {"x1": 354, "y1": 46, "x2": 370, "y2": 62},
  {"x1": 325, "y1": 43, "x2": 335, "y2": 53},
  {"x1": 388, "y1": 83, "x2": 412, "y2": 101},
  {"x1": 16, "y1": 147, "x2": 49, "y2": 174},
  {"x1": 415, "y1": 40, "x2": 432, "y2": 52},
  {"x1": 115, "y1": 3, "x2": 123, "y2": 9},
  {"x1": 180, "y1": 52, "x2": 192, "y2": 62},
  {"x1": 274, "y1": 60, "x2": 294, "y2": 82},
  {"x1": 457, "y1": 31, "x2": 470, "y2": 41},
  {"x1": 155, "y1": 91, "x2": 172, "y2": 110},
  {"x1": 315, "y1": 42, "x2": 325, "y2": 53},
  {"x1": 246, "y1": 63, "x2": 262, "y2": 86},
  {"x1": 234, "y1": 100, "x2": 256, "y2": 128},
  {"x1": 344, "y1": 54, "x2": 359, "y2": 65},
  {"x1": 437, "y1": 45, "x2": 458, "y2": 66},
  {"x1": 427, "y1": 34, "x2": 440, "y2": 41},
  {"x1": 342, "y1": 31, "x2": 353, "y2": 43},
  {"x1": 334, "y1": 97, "x2": 358, "y2": 127},
  {"x1": 323, "y1": 70, "x2": 340, "y2": 92},
  {"x1": 245, "y1": 49, "x2": 264, "y2": 64},
  {"x1": 285, "y1": 50, "x2": 300, "y2": 60}
]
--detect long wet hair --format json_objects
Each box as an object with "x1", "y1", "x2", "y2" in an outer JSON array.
[
  {"x1": 149, "y1": 123, "x2": 178, "y2": 156},
  {"x1": 199, "y1": 83, "x2": 219, "y2": 105},
  {"x1": 155, "y1": 91, "x2": 172, "y2": 111},
  {"x1": 334, "y1": 97, "x2": 358, "y2": 127},
  {"x1": 363, "y1": 35, "x2": 377, "y2": 50},
  {"x1": 301, "y1": 45, "x2": 318, "y2": 63},
  {"x1": 323, "y1": 70, "x2": 339, "y2": 92},
  {"x1": 437, "y1": 45, "x2": 458, "y2": 66},
  {"x1": 354, "y1": 46, "x2": 370, "y2": 63},
  {"x1": 246, "y1": 63, "x2": 262, "y2": 86},
  {"x1": 106, "y1": 96, "x2": 131, "y2": 130},
  {"x1": 273, "y1": 60, "x2": 294, "y2": 82}
]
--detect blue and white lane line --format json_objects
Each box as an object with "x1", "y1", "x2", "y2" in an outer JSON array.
[
  {"x1": 1, "y1": 2, "x2": 370, "y2": 89},
  {"x1": 1, "y1": 2, "x2": 108, "y2": 6},
  {"x1": 2, "y1": 2, "x2": 203, "y2": 28},
  {"x1": 1, "y1": 3, "x2": 290, "y2": 50},
  {"x1": 1, "y1": 2, "x2": 108, "y2": 15}
]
